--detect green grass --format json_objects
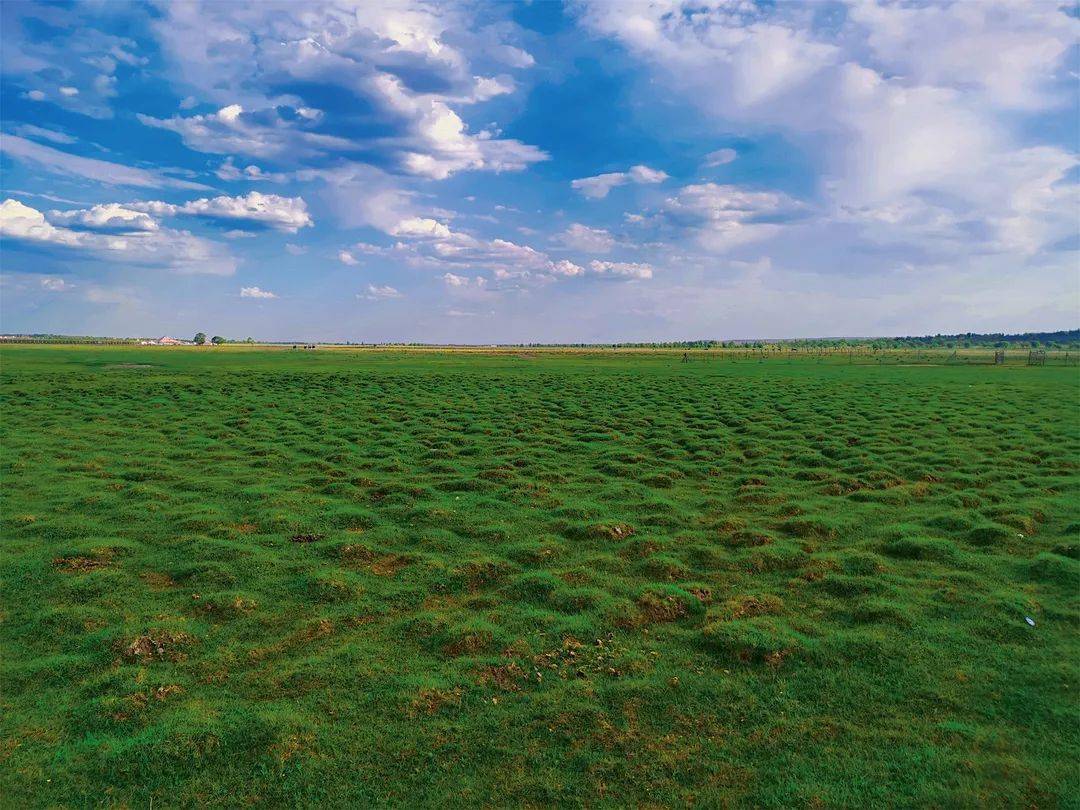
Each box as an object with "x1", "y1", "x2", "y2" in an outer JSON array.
[{"x1": 1, "y1": 345, "x2": 1078, "y2": 807}]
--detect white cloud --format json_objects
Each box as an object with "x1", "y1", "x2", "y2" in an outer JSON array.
[
  {"x1": 848, "y1": 1, "x2": 1078, "y2": 111},
  {"x1": 1, "y1": 199, "x2": 83, "y2": 247},
  {"x1": 0, "y1": 198, "x2": 236, "y2": 275},
  {"x1": 588, "y1": 260, "x2": 653, "y2": 280},
  {"x1": 575, "y1": 0, "x2": 1079, "y2": 249},
  {"x1": 59, "y1": 86, "x2": 79, "y2": 97},
  {"x1": 649, "y1": 183, "x2": 801, "y2": 253},
  {"x1": 338, "y1": 250, "x2": 359, "y2": 266},
  {"x1": 704, "y1": 148, "x2": 737, "y2": 167},
  {"x1": 138, "y1": 105, "x2": 355, "y2": 162},
  {"x1": 571, "y1": 164, "x2": 669, "y2": 199},
  {"x1": 390, "y1": 216, "x2": 634, "y2": 285},
  {"x1": 350, "y1": 242, "x2": 388, "y2": 255},
  {"x1": 142, "y1": 2, "x2": 548, "y2": 179},
  {"x1": 559, "y1": 223, "x2": 615, "y2": 253},
  {"x1": 364, "y1": 284, "x2": 403, "y2": 300},
  {"x1": 441, "y1": 272, "x2": 478, "y2": 287},
  {"x1": 285, "y1": 243, "x2": 307, "y2": 255},
  {"x1": 240, "y1": 286, "x2": 277, "y2": 299},
  {"x1": 40, "y1": 277, "x2": 75, "y2": 292},
  {"x1": 130, "y1": 192, "x2": 313, "y2": 233},
  {"x1": 548, "y1": 259, "x2": 585, "y2": 277},
  {"x1": 216, "y1": 157, "x2": 283, "y2": 182},
  {"x1": 49, "y1": 203, "x2": 158, "y2": 233},
  {"x1": 390, "y1": 217, "x2": 453, "y2": 238}
]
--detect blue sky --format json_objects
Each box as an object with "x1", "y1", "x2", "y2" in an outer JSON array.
[{"x1": 1, "y1": 0, "x2": 1077, "y2": 342}]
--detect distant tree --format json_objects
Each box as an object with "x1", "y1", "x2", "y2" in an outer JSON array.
[
  {"x1": 211, "y1": 335, "x2": 226, "y2": 345},
  {"x1": 245, "y1": 337, "x2": 255, "y2": 344},
  {"x1": 194, "y1": 332, "x2": 207, "y2": 345}
]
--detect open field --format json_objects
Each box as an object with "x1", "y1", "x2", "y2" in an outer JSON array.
[{"x1": 1, "y1": 345, "x2": 1078, "y2": 807}]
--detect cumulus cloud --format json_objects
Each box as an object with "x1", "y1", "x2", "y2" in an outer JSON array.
[
  {"x1": 141, "y1": 2, "x2": 548, "y2": 179},
  {"x1": 338, "y1": 250, "x2": 359, "y2": 266},
  {"x1": 240, "y1": 286, "x2": 277, "y2": 299},
  {"x1": 571, "y1": 164, "x2": 669, "y2": 199},
  {"x1": 138, "y1": 104, "x2": 354, "y2": 162},
  {"x1": 0, "y1": 198, "x2": 236, "y2": 275},
  {"x1": 638, "y1": 183, "x2": 803, "y2": 253},
  {"x1": 1, "y1": 198, "x2": 84, "y2": 247},
  {"x1": 40, "y1": 277, "x2": 75, "y2": 292},
  {"x1": 389, "y1": 216, "x2": 647, "y2": 285},
  {"x1": 559, "y1": 223, "x2": 615, "y2": 253},
  {"x1": 216, "y1": 157, "x2": 286, "y2": 182},
  {"x1": 390, "y1": 217, "x2": 453, "y2": 238},
  {"x1": 441, "y1": 272, "x2": 472, "y2": 287},
  {"x1": 129, "y1": 192, "x2": 313, "y2": 233},
  {"x1": 548, "y1": 259, "x2": 585, "y2": 277},
  {"x1": 588, "y1": 259, "x2": 653, "y2": 280},
  {"x1": 363, "y1": 284, "x2": 403, "y2": 300},
  {"x1": 49, "y1": 203, "x2": 158, "y2": 233}
]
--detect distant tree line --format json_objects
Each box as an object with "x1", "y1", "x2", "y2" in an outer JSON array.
[
  {"x1": 192, "y1": 334, "x2": 254, "y2": 345},
  {"x1": 510, "y1": 330, "x2": 1080, "y2": 350}
]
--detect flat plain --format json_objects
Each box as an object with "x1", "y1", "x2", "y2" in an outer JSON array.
[{"x1": 1, "y1": 345, "x2": 1077, "y2": 807}]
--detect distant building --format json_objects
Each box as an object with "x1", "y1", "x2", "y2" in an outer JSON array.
[{"x1": 141, "y1": 336, "x2": 190, "y2": 346}]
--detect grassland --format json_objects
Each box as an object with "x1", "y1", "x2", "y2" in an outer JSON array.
[{"x1": 1, "y1": 345, "x2": 1077, "y2": 807}]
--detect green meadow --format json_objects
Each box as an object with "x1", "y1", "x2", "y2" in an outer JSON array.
[{"x1": 1, "y1": 345, "x2": 1077, "y2": 807}]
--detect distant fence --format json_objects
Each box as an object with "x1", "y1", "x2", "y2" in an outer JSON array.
[{"x1": 684, "y1": 347, "x2": 1079, "y2": 366}]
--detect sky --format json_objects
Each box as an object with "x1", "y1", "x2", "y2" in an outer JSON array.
[{"x1": 0, "y1": 0, "x2": 1077, "y2": 343}]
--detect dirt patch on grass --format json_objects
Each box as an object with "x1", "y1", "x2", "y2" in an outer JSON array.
[
  {"x1": 247, "y1": 619, "x2": 334, "y2": 664},
  {"x1": 725, "y1": 530, "x2": 774, "y2": 548},
  {"x1": 120, "y1": 630, "x2": 194, "y2": 663},
  {"x1": 532, "y1": 634, "x2": 631, "y2": 680},
  {"x1": 113, "y1": 684, "x2": 184, "y2": 722},
  {"x1": 718, "y1": 594, "x2": 785, "y2": 620},
  {"x1": 479, "y1": 661, "x2": 531, "y2": 691},
  {"x1": 409, "y1": 687, "x2": 463, "y2": 716},
  {"x1": 141, "y1": 571, "x2": 178, "y2": 590},
  {"x1": 589, "y1": 523, "x2": 636, "y2": 541},
  {"x1": 370, "y1": 554, "x2": 409, "y2": 576},
  {"x1": 290, "y1": 533, "x2": 324, "y2": 544},
  {"x1": 340, "y1": 544, "x2": 409, "y2": 576},
  {"x1": 52, "y1": 555, "x2": 109, "y2": 573},
  {"x1": 340, "y1": 543, "x2": 376, "y2": 562},
  {"x1": 635, "y1": 592, "x2": 688, "y2": 623},
  {"x1": 442, "y1": 631, "x2": 494, "y2": 657},
  {"x1": 688, "y1": 587, "x2": 713, "y2": 604}
]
